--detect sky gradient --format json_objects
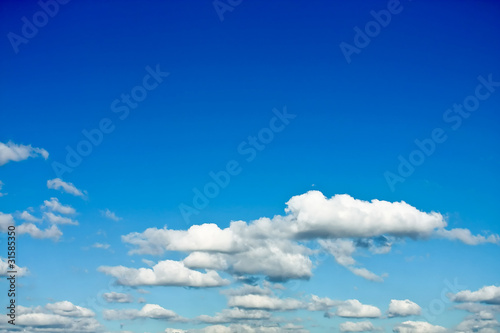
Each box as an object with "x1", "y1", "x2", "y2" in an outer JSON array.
[{"x1": 1, "y1": 0, "x2": 500, "y2": 332}]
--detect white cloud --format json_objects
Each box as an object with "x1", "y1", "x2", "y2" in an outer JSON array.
[
  {"x1": 0, "y1": 181, "x2": 6, "y2": 196},
  {"x1": 165, "y1": 324, "x2": 308, "y2": 333},
  {"x1": 455, "y1": 312, "x2": 500, "y2": 333},
  {"x1": 101, "y1": 208, "x2": 122, "y2": 221},
  {"x1": 18, "y1": 210, "x2": 42, "y2": 222},
  {"x1": 0, "y1": 257, "x2": 28, "y2": 277},
  {"x1": 387, "y1": 299, "x2": 422, "y2": 317},
  {"x1": 103, "y1": 304, "x2": 184, "y2": 321},
  {"x1": 102, "y1": 292, "x2": 133, "y2": 303},
  {"x1": 197, "y1": 308, "x2": 271, "y2": 323},
  {"x1": 17, "y1": 223, "x2": 62, "y2": 241},
  {"x1": 47, "y1": 178, "x2": 85, "y2": 197},
  {"x1": 339, "y1": 321, "x2": 377, "y2": 332},
  {"x1": 0, "y1": 212, "x2": 14, "y2": 232},
  {"x1": 43, "y1": 197, "x2": 76, "y2": 215},
  {"x1": 436, "y1": 228, "x2": 500, "y2": 245},
  {"x1": 121, "y1": 191, "x2": 499, "y2": 283},
  {"x1": 393, "y1": 321, "x2": 447, "y2": 333},
  {"x1": 333, "y1": 300, "x2": 381, "y2": 318},
  {"x1": 98, "y1": 259, "x2": 230, "y2": 287},
  {"x1": 44, "y1": 211, "x2": 78, "y2": 225},
  {"x1": 16, "y1": 301, "x2": 101, "y2": 332},
  {"x1": 227, "y1": 294, "x2": 304, "y2": 311},
  {"x1": 0, "y1": 140, "x2": 48, "y2": 166},
  {"x1": 92, "y1": 242, "x2": 110, "y2": 250},
  {"x1": 307, "y1": 295, "x2": 339, "y2": 312},
  {"x1": 183, "y1": 252, "x2": 229, "y2": 270},
  {"x1": 449, "y1": 285, "x2": 500, "y2": 304},
  {"x1": 284, "y1": 191, "x2": 446, "y2": 239}
]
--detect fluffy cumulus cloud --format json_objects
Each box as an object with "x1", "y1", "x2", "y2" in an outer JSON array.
[
  {"x1": 0, "y1": 140, "x2": 48, "y2": 166},
  {"x1": 227, "y1": 294, "x2": 304, "y2": 311},
  {"x1": 103, "y1": 304, "x2": 184, "y2": 321},
  {"x1": 98, "y1": 259, "x2": 230, "y2": 287},
  {"x1": 121, "y1": 191, "x2": 497, "y2": 283},
  {"x1": 16, "y1": 301, "x2": 102, "y2": 332},
  {"x1": 332, "y1": 300, "x2": 382, "y2": 318},
  {"x1": 455, "y1": 312, "x2": 500, "y2": 333},
  {"x1": 339, "y1": 321, "x2": 377, "y2": 332},
  {"x1": 102, "y1": 292, "x2": 133, "y2": 303},
  {"x1": 47, "y1": 178, "x2": 85, "y2": 197},
  {"x1": 387, "y1": 299, "x2": 422, "y2": 317},
  {"x1": 449, "y1": 285, "x2": 500, "y2": 304},
  {"x1": 393, "y1": 321, "x2": 447, "y2": 333},
  {"x1": 17, "y1": 223, "x2": 62, "y2": 241}
]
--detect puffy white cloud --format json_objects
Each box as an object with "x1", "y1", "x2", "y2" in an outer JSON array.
[
  {"x1": 98, "y1": 259, "x2": 230, "y2": 287},
  {"x1": 333, "y1": 300, "x2": 381, "y2": 318},
  {"x1": 449, "y1": 285, "x2": 500, "y2": 304},
  {"x1": 0, "y1": 257, "x2": 28, "y2": 277},
  {"x1": 387, "y1": 299, "x2": 422, "y2": 317},
  {"x1": 43, "y1": 197, "x2": 76, "y2": 215},
  {"x1": 18, "y1": 210, "x2": 41, "y2": 222},
  {"x1": 100, "y1": 208, "x2": 122, "y2": 221},
  {"x1": 17, "y1": 223, "x2": 62, "y2": 241},
  {"x1": 455, "y1": 312, "x2": 500, "y2": 333},
  {"x1": 393, "y1": 321, "x2": 447, "y2": 333},
  {"x1": 121, "y1": 191, "x2": 498, "y2": 284},
  {"x1": 184, "y1": 252, "x2": 229, "y2": 270},
  {"x1": 307, "y1": 295, "x2": 339, "y2": 312},
  {"x1": 47, "y1": 178, "x2": 85, "y2": 197},
  {"x1": 0, "y1": 140, "x2": 48, "y2": 166},
  {"x1": 284, "y1": 191, "x2": 446, "y2": 239},
  {"x1": 227, "y1": 294, "x2": 304, "y2": 311},
  {"x1": 436, "y1": 228, "x2": 499, "y2": 245},
  {"x1": 339, "y1": 321, "x2": 376, "y2": 332},
  {"x1": 197, "y1": 308, "x2": 271, "y2": 323},
  {"x1": 44, "y1": 211, "x2": 78, "y2": 225},
  {"x1": 123, "y1": 223, "x2": 242, "y2": 255},
  {"x1": 16, "y1": 301, "x2": 101, "y2": 332},
  {"x1": 103, "y1": 304, "x2": 184, "y2": 321},
  {"x1": 45, "y1": 301, "x2": 94, "y2": 317},
  {"x1": 102, "y1": 292, "x2": 133, "y2": 303}
]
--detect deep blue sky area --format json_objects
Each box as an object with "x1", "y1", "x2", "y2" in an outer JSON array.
[{"x1": 0, "y1": 1, "x2": 499, "y2": 333}]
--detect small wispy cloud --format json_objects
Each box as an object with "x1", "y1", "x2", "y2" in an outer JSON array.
[
  {"x1": 0, "y1": 141, "x2": 48, "y2": 166},
  {"x1": 100, "y1": 209, "x2": 122, "y2": 222},
  {"x1": 47, "y1": 178, "x2": 85, "y2": 197}
]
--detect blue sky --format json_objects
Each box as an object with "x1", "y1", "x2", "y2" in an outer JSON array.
[{"x1": 1, "y1": 0, "x2": 500, "y2": 332}]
